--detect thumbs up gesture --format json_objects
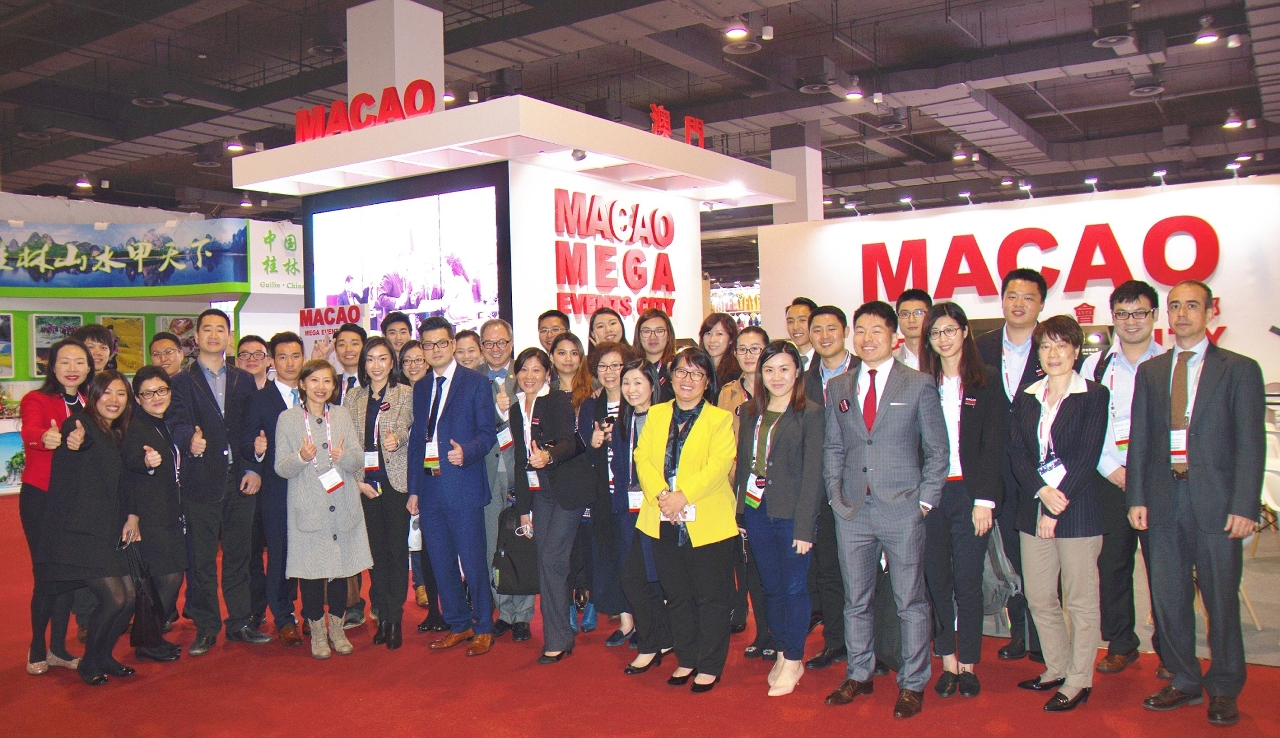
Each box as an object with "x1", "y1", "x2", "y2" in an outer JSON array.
[
  {"x1": 190, "y1": 425, "x2": 206, "y2": 455},
  {"x1": 495, "y1": 382, "x2": 511, "y2": 414},
  {"x1": 299, "y1": 433, "x2": 317, "y2": 462},
  {"x1": 42, "y1": 419, "x2": 62, "y2": 450},
  {"x1": 528, "y1": 439, "x2": 549, "y2": 469},
  {"x1": 590, "y1": 421, "x2": 609, "y2": 449},
  {"x1": 328, "y1": 437, "x2": 344, "y2": 463},
  {"x1": 143, "y1": 445, "x2": 163, "y2": 469},
  {"x1": 66, "y1": 420, "x2": 86, "y2": 451},
  {"x1": 254, "y1": 429, "x2": 268, "y2": 457},
  {"x1": 447, "y1": 439, "x2": 464, "y2": 466},
  {"x1": 381, "y1": 430, "x2": 399, "y2": 453}
]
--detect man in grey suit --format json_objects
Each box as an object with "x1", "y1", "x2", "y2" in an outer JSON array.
[
  {"x1": 479, "y1": 319, "x2": 535, "y2": 641},
  {"x1": 822, "y1": 300, "x2": 948, "y2": 719},
  {"x1": 1127, "y1": 280, "x2": 1263, "y2": 727}
]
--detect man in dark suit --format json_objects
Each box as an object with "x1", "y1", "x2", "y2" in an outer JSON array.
[
  {"x1": 407, "y1": 316, "x2": 499, "y2": 657},
  {"x1": 241, "y1": 332, "x2": 305, "y2": 647},
  {"x1": 974, "y1": 267, "x2": 1047, "y2": 662},
  {"x1": 822, "y1": 301, "x2": 948, "y2": 719},
  {"x1": 167, "y1": 309, "x2": 272, "y2": 656},
  {"x1": 1128, "y1": 280, "x2": 1263, "y2": 727}
]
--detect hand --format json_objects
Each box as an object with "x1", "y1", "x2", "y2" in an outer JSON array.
[
  {"x1": 358, "y1": 481, "x2": 380, "y2": 499},
  {"x1": 793, "y1": 540, "x2": 813, "y2": 555},
  {"x1": 657, "y1": 489, "x2": 688, "y2": 520},
  {"x1": 299, "y1": 433, "x2": 317, "y2": 462},
  {"x1": 1128, "y1": 506, "x2": 1148, "y2": 531},
  {"x1": 527, "y1": 440, "x2": 550, "y2": 469},
  {"x1": 1037, "y1": 514, "x2": 1057, "y2": 539},
  {"x1": 254, "y1": 430, "x2": 268, "y2": 457},
  {"x1": 520, "y1": 513, "x2": 533, "y2": 536},
  {"x1": 591, "y1": 421, "x2": 607, "y2": 449},
  {"x1": 1036, "y1": 486, "x2": 1070, "y2": 516},
  {"x1": 447, "y1": 439, "x2": 464, "y2": 466},
  {"x1": 42, "y1": 419, "x2": 61, "y2": 450},
  {"x1": 122, "y1": 515, "x2": 141, "y2": 545},
  {"x1": 495, "y1": 384, "x2": 511, "y2": 414},
  {"x1": 142, "y1": 445, "x2": 163, "y2": 469},
  {"x1": 311, "y1": 335, "x2": 333, "y2": 360},
  {"x1": 1106, "y1": 467, "x2": 1127, "y2": 491},
  {"x1": 328, "y1": 437, "x2": 344, "y2": 463},
  {"x1": 1225, "y1": 514, "x2": 1257, "y2": 540},
  {"x1": 920, "y1": 503, "x2": 931, "y2": 517},
  {"x1": 66, "y1": 420, "x2": 86, "y2": 451},
  {"x1": 406, "y1": 494, "x2": 419, "y2": 515},
  {"x1": 189, "y1": 425, "x2": 206, "y2": 455},
  {"x1": 240, "y1": 473, "x2": 261, "y2": 495},
  {"x1": 972, "y1": 505, "x2": 993, "y2": 536},
  {"x1": 381, "y1": 432, "x2": 399, "y2": 453}
]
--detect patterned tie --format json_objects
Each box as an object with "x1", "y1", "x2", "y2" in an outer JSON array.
[
  {"x1": 863, "y1": 369, "x2": 878, "y2": 432},
  {"x1": 426, "y1": 375, "x2": 446, "y2": 441},
  {"x1": 1170, "y1": 351, "x2": 1191, "y2": 473},
  {"x1": 290, "y1": 388, "x2": 300, "y2": 408}
]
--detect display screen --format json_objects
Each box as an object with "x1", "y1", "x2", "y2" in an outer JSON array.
[{"x1": 310, "y1": 186, "x2": 500, "y2": 332}]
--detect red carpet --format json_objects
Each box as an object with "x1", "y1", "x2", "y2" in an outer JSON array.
[{"x1": 0, "y1": 493, "x2": 1276, "y2": 738}]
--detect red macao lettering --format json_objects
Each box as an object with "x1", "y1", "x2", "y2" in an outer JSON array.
[
  {"x1": 862, "y1": 240, "x2": 927, "y2": 302},
  {"x1": 1207, "y1": 326, "x2": 1226, "y2": 344},
  {"x1": 555, "y1": 241, "x2": 588, "y2": 286},
  {"x1": 323, "y1": 307, "x2": 336, "y2": 324},
  {"x1": 630, "y1": 209, "x2": 653, "y2": 246},
  {"x1": 325, "y1": 99, "x2": 351, "y2": 137},
  {"x1": 403, "y1": 79, "x2": 435, "y2": 117},
  {"x1": 651, "y1": 209, "x2": 675, "y2": 249},
  {"x1": 557, "y1": 292, "x2": 574, "y2": 313},
  {"x1": 1064, "y1": 224, "x2": 1133, "y2": 293},
  {"x1": 610, "y1": 202, "x2": 634, "y2": 243},
  {"x1": 295, "y1": 105, "x2": 327, "y2": 143},
  {"x1": 376, "y1": 86, "x2": 406, "y2": 124},
  {"x1": 585, "y1": 197, "x2": 614, "y2": 242},
  {"x1": 1142, "y1": 216, "x2": 1219, "y2": 285},
  {"x1": 622, "y1": 249, "x2": 648, "y2": 291},
  {"x1": 555, "y1": 190, "x2": 589, "y2": 237},
  {"x1": 595, "y1": 245, "x2": 619, "y2": 289},
  {"x1": 650, "y1": 252, "x2": 676, "y2": 292},
  {"x1": 935, "y1": 235, "x2": 998, "y2": 298},
  {"x1": 348, "y1": 305, "x2": 362, "y2": 324},
  {"x1": 349, "y1": 93, "x2": 377, "y2": 130},
  {"x1": 618, "y1": 297, "x2": 633, "y2": 316},
  {"x1": 998, "y1": 228, "x2": 1060, "y2": 288}
]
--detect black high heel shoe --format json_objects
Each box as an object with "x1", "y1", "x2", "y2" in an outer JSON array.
[
  {"x1": 1017, "y1": 675, "x2": 1065, "y2": 692},
  {"x1": 537, "y1": 649, "x2": 573, "y2": 665},
  {"x1": 77, "y1": 662, "x2": 107, "y2": 687},
  {"x1": 104, "y1": 660, "x2": 135, "y2": 677},
  {"x1": 624, "y1": 649, "x2": 669, "y2": 675},
  {"x1": 690, "y1": 675, "x2": 720, "y2": 694},
  {"x1": 668, "y1": 668, "x2": 697, "y2": 686},
  {"x1": 1044, "y1": 688, "x2": 1091, "y2": 712}
]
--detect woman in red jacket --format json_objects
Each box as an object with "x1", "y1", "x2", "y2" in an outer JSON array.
[{"x1": 20, "y1": 338, "x2": 94, "y2": 675}]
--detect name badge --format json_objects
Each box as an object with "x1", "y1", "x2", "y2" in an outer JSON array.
[
  {"x1": 364, "y1": 451, "x2": 380, "y2": 472},
  {"x1": 423, "y1": 441, "x2": 440, "y2": 471},
  {"x1": 1112, "y1": 419, "x2": 1131, "y2": 452},
  {"x1": 627, "y1": 487, "x2": 643, "y2": 513},
  {"x1": 745, "y1": 473, "x2": 766, "y2": 509},
  {"x1": 319, "y1": 467, "x2": 344, "y2": 494},
  {"x1": 1170, "y1": 429, "x2": 1188, "y2": 465},
  {"x1": 660, "y1": 504, "x2": 696, "y2": 522},
  {"x1": 1037, "y1": 457, "x2": 1066, "y2": 489},
  {"x1": 496, "y1": 426, "x2": 514, "y2": 451},
  {"x1": 526, "y1": 469, "x2": 541, "y2": 491}
]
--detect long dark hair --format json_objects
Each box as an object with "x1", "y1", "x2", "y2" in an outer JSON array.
[
  {"x1": 617, "y1": 357, "x2": 654, "y2": 452},
  {"x1": 671, "y1": 347, "x2": 719, "y2": 404},
  {"x1": 632, "y1": 309, "x2": 675, "y2": 366},
  {"x1": 588, "y1": 307, "x2": 629, "y2": 347},
  {"x1": 83, "y1": 370, "x2": 132, "y2": 441},
  {"x1": 38, "y1": 339, "x2": 94, "y2": 397},
  {"x1": 357, "y1": 336, "x2": 401, "y2": 389},
  {"x1": 699, "y1": 312, "x2": 741, "y2": 389},
  {"x1": 749, "y1": 340, "x2": 807, "y2": 417},
  {"x1": 550, "y1": 332, "x2": 593, "y2": 410},
  {"x1": 919, "y1": 302, "x2": 987, "y2": 390}
]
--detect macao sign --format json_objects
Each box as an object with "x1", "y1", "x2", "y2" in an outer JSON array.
[
  {"x1": 553, "y1": 189, "x2": 678, "y2": 317},
  {"x1": 295, "y1": 79, "x2": 436, "y2": 143}
]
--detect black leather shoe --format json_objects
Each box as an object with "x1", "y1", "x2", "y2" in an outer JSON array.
[
  {"x1": 873, "y1": 659, "x2": 891, "y2": 676},
  {"x1": 668, "y1": 669, "x2": 697, "y2": 686},
  {"x1": 492, "y1": 619, "x2": 513, "y2": 638},
  {"x1": 808, "y1": 612, "x2": 823, "y2": 634},
  {"x1": 136, "y1": 646, "x2": 179, "y2": 663},
  {"x1": 77, "y1": 663, "x2": 107, "y2": 686},
  {"x1": 624, "y1": 649, "x2": 668, "y2": 675},
  {"x1": 372, "y1": 620, "x2": 390, "y2": 645},
  {"x1": 605, "y1": 628, "x2": 633, "y2": 647},
  {"x1": 1018, "y1": 675, "x2": 1066, "y2": 692},
  {"x1": 958, "y1": 671, "x2": 980, "y2": 697},
  {"x1": 104, "y1": 660, "x2": 135, "y2": 677},
  {"x1": 690, "y1": 675, "x2": 719, "y2": 694},
  {"x1": 806, "y1": 646, "x2": 848, "y2": 670},
  {"x1": 537, "y1": 649, "x2": 573, "y2": 664},
  {"x1": 1044, "y1": 688, "x2": 1090, "y2": 712},
  {"x1": 999, "y1": 638, "x2": 1027, "y2": 660},
  {"x1": 1028, "y1": 650, "x2": 1045, "y2": 664},
  {"x1": 762, "y1": 646, "x2": 778, "y2": 662},
  {"x1": 744, "y1": 644, "x2": 763, "y2": 659},
  {"x1": 935, "y1": 671, "x2": 959, "y2": 698},
  {"x1": 189, "y1": 633, "x2": 217, "y2": 657},
  {"x1": 1143, "y1": 685, "x2": 1204, "y2": 711},
  {"x1": 225, "y1": 624, "x2": 272, "y2": 645},
  {"x1": 428, "y1": 613, "x2": 448, "y2": 632},
  {"x1": 1207, "y1": 696, "x2": 1239, "y2": 726},
  {"x1": 162, "y1": 611, "x2": 178, "y2": 634},
  {"x1": 385, "y1": 622, "x2": 402, "y2": 650},
  {"x1": 247, "y1": 612, "x2": 265, "y2": 631},
  {"x1": 511, "y1": 622, "x2": 532, "y2": 642}
]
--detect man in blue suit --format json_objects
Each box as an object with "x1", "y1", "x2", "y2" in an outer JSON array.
[
  {"x1": 407, "y1": 316, "x2": 498, "y2": 656},
  {"x1": 241, "y1": 332, "x2": 305, "y2": 647}
]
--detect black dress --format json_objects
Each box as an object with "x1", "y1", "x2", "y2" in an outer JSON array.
[
  {"x1": 121, "y1": 411, "x2": 188, "y2": 576},
  {"x1": 34, "y1": 413, "x2": 129, "y2": 582}
]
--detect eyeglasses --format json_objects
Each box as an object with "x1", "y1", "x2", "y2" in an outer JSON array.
[
  {"x1": 538, "y1": 326, "x2": 566, "y2": 335},
  {"x1": 928, "y1": 326, "x2": 961, "y2": 340},
  {"x1": 402, "y1": 357, "x2": 426, "y2": 367},
  {"x1": 597, "y1": 362, "x2": 624, "y2": 373},
  {"x1": 481, "y1": 340, "x2": 510, "y2": 350},
  {"x1": 735, "y1": 346, "x2": 763, "y2": 356},
  {"x1": 672, "y1": 368, "x2": 707, "y2": 381},
  {"x1": 237, "y1": 351, "x2": 267, "y2": 361},
  {"x1": 137, "y1": 387, "x2": 171, "y2": 401},
  {"x1": 1112, "y1": 309, "x2": 1153, "y2": 321},
  {"x1": 639, "y1": 327, "x2": 668, "y2": 338},
  {"x1": 898, "y1": 308, "x2": 928, "y2": 319},
  {"x1": 422, "y1": 339, "x2": 452, "y2": 351},
  {"x1": 150, "y1": 348, "x2": 179, "y2": 359}
]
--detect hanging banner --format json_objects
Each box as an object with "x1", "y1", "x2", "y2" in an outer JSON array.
[
  {"x1": 248, "y1": 220, "x2": 305, "y2": 295},
  {"x1": 0, "y1": 219, "x2": 249, "y2": 296}
]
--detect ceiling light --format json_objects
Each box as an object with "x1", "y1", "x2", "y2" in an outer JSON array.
[
  {"x1": 1195, "y1": 16, "x2": 1218, "y2": 45},
  {"x1": 958, "y1": 190, "x2": 971, "y2": 198},
  {"x1": 959, "y1": 191, "x2": 973, "y2": 205},
  {"x1": 725, "y1": 19, "x2": 749, "y2": 40},
  {"x1": 99, "y1": 180, "x2": 109, "y2": 189},
  {"x1": 1246, "y1": 118, "x2": 1258, "y2": 129},
  {"x1": 468, "y1": 90, "x2": 479, "y2": 103},
  {"x1": 822, "y1": 196, "x2": 833, "y2": 205},
  {"x1": 193, "y1": 159, "x2": 221, "y2": 168},
  {"x1": 442, "y1": 89, "x2": 455, "y2": 103},
  {"x1": 724, "y1": 39, "x2": 762, "y2": 54},
  {"x1": 952, "y1": 143, "x2": 969, "y2": 161},
  {"x1": 16, "y1": 130, "x2": 52, "y2": 141},
  {"x1": 761, "y1": 25, "x2": 774, "y2": 41},
  {"x1": 240, "y1": 193, "x2": 253, "y2": 208},
  {"x1": 1000, "y1": 177, "x2": 1013, "y2": 186},
  {"x1": 843, "y1": 201, "x2": 856, "y2": 209},
  {"x1": 1152, "y1": 169, "x2": 1167, "y2": 177},
  {"x1": 224, "y1": 137, "x2": 244, "y2": 153},
  {"x1": 1084, "y1": 176, "x2": 1098, "y2": 185},
  {"x1": 571, "y1": 149, "x2": 587, "y2": 161},
  {"x1": 197, "y1": 53, "x2": 208, "y2": 59},
  {"x1": 1223, "y1": 108, "x2": 1242, "y2": 129},
  {"x1": 872, "y1": 92, "x2": 884, "y2": 105},
  {"x1": 844, "y1": 76, "x2": 863, "y2": 100},
  {"x1": 899, "y1": 195, "x2": 912, "y2": 203},
  {"x1": 75, "y1": 173, "x2": 91, "y2": 189},
  {"x1": 1226, "y1": 161, "x2": 1241, "y2": 170},
  {"x1": 1227, "y1": 33, "x2": 1243, "y2": 49},
  {"x1": 1236, "y1": 153, "x2": 1252, "y2": 161},
  {"x1": 131, "y1": 96, "x2": 169, "y2": 108}
]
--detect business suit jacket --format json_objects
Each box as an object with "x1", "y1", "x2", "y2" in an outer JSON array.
[
  {"x1": 803, "y1": 353, "x2": 861, "y2": 410},
  {"x1": 822, "y1": 361, "x2": 949, "y2": 521},
  {"x1": 511, "y1": 391, "x2": 584, "y2": 515},
  {"x1": 406, "y1": 364, "x2": 498, "y2": 510},
  {"x1": 166, "y1": 360, "x2": 256, "y2": 505},
  {"x1": 484, "y1": 369, "x2": 518, "y2": 500},
  {"x1": 1127, "y1": 342, "x2": 1264, "y2": 531},
  {"x1": 1008, "y1": 375, "x2": 1110, "y2": 538},
  {"x1": 121, "y1": 410, "x2": 187, "y2": 575},
  {"x1": 35, "y1": 414, "x2": 127, "y2": 577},
  {"x1": 242, "y1": 385, "x2": 289, "y2": 498},
  {"x1": 344, "y1": 382, "x2": 414, "y2": 493},
  {"x1": 734, "y1": 401, "x2": 826, "y2": 542},
  {"x1": 633, "y1": 400, "x2": 738, "y2": 546},
  {"x1": 954, "y1": 365, "x2": 1008, "y2": 509},
  {"x1": 974, "y1": 327, "x2": 1044, "y2": 407}
]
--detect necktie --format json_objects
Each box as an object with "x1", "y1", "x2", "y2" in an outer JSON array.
[
  {"x1": 345, "y1": 375, "x2": 356, "y2": 397},
  {"x1": 1170, "y1": 351, "x2": 1191, "y2": 473},
  {"x1": 426, "y1": 375, "x2": 446, "y2": 441},
  {"x1": 863, "y1": 369, "x2": 878, "y2": 432},
  {"x1": 290, "y1": 388, "x2": 300, "y2": 408}
]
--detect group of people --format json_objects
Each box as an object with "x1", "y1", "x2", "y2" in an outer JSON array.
[{"x1": 17, "y1": 275, "x2": 1262, "y2": 727}]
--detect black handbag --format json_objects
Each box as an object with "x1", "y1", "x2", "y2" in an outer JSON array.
[
  {"x1": 492, "y1": 505, "x2": 539, "y2": 596},
  {"x1": 125, "y1": 545, "x2": 167, "y2": 649}
]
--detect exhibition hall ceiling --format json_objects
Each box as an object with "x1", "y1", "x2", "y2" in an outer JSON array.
[{"x1": 0, "y1": 0, "x2": 1274, "y2": 233}]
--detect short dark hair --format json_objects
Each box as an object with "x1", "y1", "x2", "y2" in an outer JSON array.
[
  {"x1": 333, "y1": 323, "x2": 367, "y2": 342},
  {"x1": 269, "y1": 331, "x2": 304, "y2": 357},
  {"x1": 1109, "y1": 280, "x2": 1159, "y2": 311},
  {"x1": 1173, "y1": 279, "x2": 1212, "y2": 306},
  {"x1": 237, "y1": 334, "x2": 267, "y2": 350},
  {"x1": 1002, "y1": 268, "x2": 1048, "y2": 302},
  {"x1": 196, "y1": 308, "x2": 231, "y2": 331},
  {"x1": 854, "y1": 301, "x2": 898, "y2": 333},
  {"x1": 895, "y1": 289, "x2": 933, "y2": 311},
  {"x1": 454, "y1": 329, "x2": 480, "y2": 346},
  {"x1": 357, "y1": 336, "x2": 400, "y2": 388},
  {"x1": 672, "y1": 347, "x2": 719, "y2": 402},
  {"x1": 588, "y1": 341, "x2": 632, "y2": 379},
  {"x1": 131, "y1": 365, "x2": 171, "y2": 395},
  {"x1": 537, "y1": 310, "x2": 570, "y2": 329},
  {"x1": 149, "y1": 331, "x2": 181, "y2": 351},
  {"x1": 71, "y1": 324, "x2": 117, "y2": 352},
  {"x1": 632, "y1": 309, "x2": 675, "y2": 366},
  {"x1": 749, "y1": 340, "x2": 806, "y2": 416},
  {"x1": 382, "y1": 311, "x2": 412, "y2": 334},
  {"x1": 739, "y1": 326, "x2": 769, "y2": 346},
  {"x1": 1032, "y1": 315, "x2": 1084, "y2": 350},
  {"x1": 787, "y1": 297, "x2": 818, "y2": 315},
  {"x1": 418, "y1": 315, "x2": 454, "y2": 339},
  {"x1": 38, "y1": 339, "x2": 94, "y2": 397},
  {"x1": 809, "y1": 305, "x2": 847, "y2": 329},
  {"x1": 514, "y1": 347, "x2": 552, "y2": 374},
  {"x1": 298, "y1": 359, "x2": 339, "y2": 404}
]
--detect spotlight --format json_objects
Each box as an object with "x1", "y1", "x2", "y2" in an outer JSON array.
[
  {"x1": 1226, "y1": 161, "x2": 1241, "y2": 169},
  {"x1": 845, "y1": 76, "x2": 863, "y2": 100},
  {"x1": 571, "y1": 149, "x2": 587, "y2": 162},
  {"x1": 822, "y1": 196, "x2": 833, "y2": 205},
  {"x1": 1018, "y1": 180, "x2": 1033, "y2": 198},
  {"x1": 1000, "y1": 177, "x2": 1013, "y2": 187},
  {"x1": 1236, "y1": 153, "x2": 1252, "y2": 162},
  {"x1": 1153, "y1": 169, "x2": 1167, "y2": 185},
  {"x1": 442, "y1": 89, "x2": 455, "y2": 103},
  {"x1": 1223, "y1": 108, "x2": 1242, "y2": 129},
  {"x1": 1085, "y1": 176, "x2": 1099, "y2": 192},
  {"x1": 468, "y1": 90, "x2": 479, "y2": 103},
  {"x1": 1227, "y1": 34, "x2": 1242, "y2": 49},
  {"x1": 899, "y1": 194, "x2": 915, "y2": 211},
  {"x1": 843, "y1": 201, "x2": 856, "y2": 209},
  {"x1": 959, "y1": 191, "x2": 973, "y2": 205},
  {"x1": 225, "y1": 137, "x2": 244, "y2": 153},
  {"x1": 240, "y1": 192, "x2": 252, "y2": 208},
  {"x1": 952, "y1": 143, "x2": 969, "y2": 161},
  {"x1": 1195, "y1": 16, "x2": 1218, "y2": 45},
  {"x1": 761, "y1": 25, "x2": 774, "y2": 41},
  {"x1": 75, "y1": 173, "x2": 91, "y2": 189},
  {"x1": 725, "y1": 19, "x2": 749, "y2": 40},
  {"x1": 1227, "y1": 161, "x2": 1242, "y2": 178}
]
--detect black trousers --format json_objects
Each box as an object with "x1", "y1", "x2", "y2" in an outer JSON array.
[
  {"x1": 300, "y1": 577, "x2": 348, "y2": 622},
  {"x1": 651, "y1": 523, "x2": 736, "y2": 676},
  {"x1": 249, "y1": 502, "x2": 267, "y2": 618},
  {"x1": 362, "y1": 485, "x2": 411, "y2": 625},
  {"x1": 1097, "y1": 479, "x2": 1159, "y2": 657},
  {"x1": 807, "y1": 504, "x2": 846, "y2": 650},
  {"x1": 621, "y1": 533, "x2": 671, "y2": 655},
  {"x1": 730, "y1": 533, "x2": 770, "y2": 646},
  {"x1": 183, "y1": 477, "x2": 256, "y2": 636},
  {"x1": 923, "y1": 481, "x2": 990, "y2": 664}
]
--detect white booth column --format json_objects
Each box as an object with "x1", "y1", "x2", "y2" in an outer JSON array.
[
  {"x1": 347, "y1": 0, "x2": 444, "y2": 110},
  {"x1": 770, "y1": 122, "x2": 823, "y2": 225}
]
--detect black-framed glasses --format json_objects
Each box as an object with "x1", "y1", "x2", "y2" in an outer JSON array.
[
  {"x1": 639, "y1": 327, "x2": 668, "y2": 338},
  {"x1": 735, "y1": 345, "x2": 763, "y2": 356},
  {"x1": 928, "y1": 326, "x2": 961, "y2": 340},
  {"x1": 672, "y1": 368, "x2": 707, "y2": 381},
  {"x1": 597, "y1": 362, "x2": 624, "y2": 373},
  {"x1": 402, "y1": 357, "x2": 426, "y2": 367},
  {"x1": 898, "y1": 308, "x2": 928, "y2": 319},
  {"x1": 137, "y1": 387, "x2": 171, "y2": 401},
  {"x1": 422, "y1": 339, "x2": 452, "y2": 351},
  {"x1": 481, "y1": 340, "x2": 510, "y2": 350},
  {"x1": 1113, "y1": 309, "x2": 1153, "y2": 321},
  {"x1": 237, "y1": 351, "x2": 267, "y2": 361}
]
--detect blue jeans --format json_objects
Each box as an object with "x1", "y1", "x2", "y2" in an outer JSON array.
[{"x1": 743, "y1": 496, "x2": 812, "y2": 661}]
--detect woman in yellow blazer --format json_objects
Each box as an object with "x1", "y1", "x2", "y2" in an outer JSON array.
[{"x1": 634, "y1": 347, "x2": 738, "y2": 694}]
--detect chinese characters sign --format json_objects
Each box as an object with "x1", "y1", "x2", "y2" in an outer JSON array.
[
  {"x1": 247, "y1": 220, "x2": 304, "y2": 295},
  {"x1": 649, "y1": 105, "x2": 705, "y2": 148}
]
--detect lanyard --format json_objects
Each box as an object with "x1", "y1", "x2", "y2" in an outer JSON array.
[
  {"x1": 822, "y1": 353, "x2": 852, "y2": 402},
  {"x1": 1180, "y1": 353, "x2": 1204, "y2": 424},
  {"x1": 1002, "y1": 343, "x2": 1020, "y2": 401},
  {"x1": 64, "y1": 393, "x2": 85, "y2": 418},
  {"x1": 752, "y1": 413, "x2": 779, "y2": 473},
  {"x1": 522, "y1": 398, "x2": 537, "y2": 457},
  {"x1": 302, "y1": 404, "x2": 334, "y2": 472},
  {"x1": 1037, "y1": 386, "x2": 1066, "y2": 461}
]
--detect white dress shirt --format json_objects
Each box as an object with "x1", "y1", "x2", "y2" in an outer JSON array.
[
  {"x1": 856, "y1": 357, "x2": 893, "y2": 412},
  {"x1": 895, "y1": 343, "x2": 920, "y2": 371},
  {"x1": 939, "y1": 374, "x2": 964, "y2": 479},
  {"x1": 1001, "y1": 325, "x2": 1033, "y2": 402},
  {"x1": 515, "y1": 382, "x2": 551, "y2": 456},
  {"x1": 274, "y1": 379, "x2": 300, "y2": 409},
  {"x1": 1080, "y1": 340, "x2": 1164, "y2": 476},
  {"x1": 1171, "y1": 335, "x2": 1210, "y2": 424},
  {"x1": 430, "y1": 360, "x2": 459, "y2": 427}
]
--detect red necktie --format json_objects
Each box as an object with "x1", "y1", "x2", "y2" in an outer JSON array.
[{"x1": 863, "y1": 369, "x2": 878, "y2": 432}]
